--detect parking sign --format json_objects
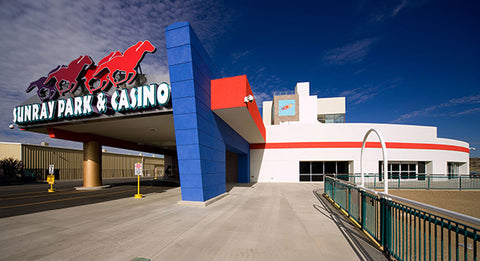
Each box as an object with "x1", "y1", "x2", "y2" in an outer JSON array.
[
  {"x1": 135, "y1": 163, "x2": 143, "y2": 176},
  {"x1": 49, "y1": 164, "x2": 54, "y2": 175}
]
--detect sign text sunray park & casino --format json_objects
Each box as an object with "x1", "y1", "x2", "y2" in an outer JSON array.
[{"x1": 12, "y1": 40, "x2": 171, "y2": 126}]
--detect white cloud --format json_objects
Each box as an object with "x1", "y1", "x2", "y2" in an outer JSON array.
[
  {"x1": 323, "y1": 38, "x2": 378, "y2": 65},
  {"x1": 339, "y1": 79, "x2": 401, "y2": 105},
  {"x1": 0, "y1": 0, "x2": 233, "y2": 146},
  {"x1": 393, "y1": 94, "x2": 480, "y2": 123}
]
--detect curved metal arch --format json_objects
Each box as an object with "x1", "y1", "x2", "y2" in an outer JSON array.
[{"x1": 360, "y1": 128, "x2": 389, "y2": 194}]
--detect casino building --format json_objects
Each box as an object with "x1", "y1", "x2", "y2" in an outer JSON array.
[{"x1": 11, "y1": 22, "x2": 470, "y2": 204}]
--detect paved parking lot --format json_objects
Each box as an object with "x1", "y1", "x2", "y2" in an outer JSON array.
[
  {"x1": 0, "y1": 182, "x2": 385, "y2": 260},
  {"x1": 0, "y1": 178, "x2": 178, "y2": 218}
]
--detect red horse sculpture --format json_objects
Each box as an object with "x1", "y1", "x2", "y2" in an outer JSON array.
[
  {"x1": 44, "y1": 55, "x2": 93, "y2": 95},
  {"x1": 84, "y1": 51, "x2": 121, "y2": 93},
  {"x1": 92, "y1": 41, "x2": 156, "y2": 88}
]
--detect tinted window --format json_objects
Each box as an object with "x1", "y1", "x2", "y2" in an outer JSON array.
[
  {"x1": 299, "y1": 162, "x2": 310, "y2": 174},
  {"x1": 311, "y1": 162, "x2": 323, "y2": 174}
]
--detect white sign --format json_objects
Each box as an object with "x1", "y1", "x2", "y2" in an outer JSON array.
[
  {"x1": 135, "y1": 163, "x2": 143, "y2": 176},
  {"x1": 49, "y1": 164, "x2": 54, "y2": 175}
]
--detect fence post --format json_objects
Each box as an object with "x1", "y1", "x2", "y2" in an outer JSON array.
[
  {"x1": 360, "y1": 190, "x2": 365, "y2": 229},
  {"x1": 459, "y1": 175, "x2": 462, "y2": 191},
  {"x1": 428, "y1": 174, "x2": 430, "y2": 190},
  {"x1": 380, "y1": 197, "x2": 392, "y2": 256}
]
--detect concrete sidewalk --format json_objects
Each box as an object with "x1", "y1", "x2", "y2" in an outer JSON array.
[{"x1": 0, "y1": 183, "x2": 385, "y2": 260}]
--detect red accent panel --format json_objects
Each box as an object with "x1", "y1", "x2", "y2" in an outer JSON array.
[
  {"x1": 250, "y1": 141, "x2": 469, "y2": 153},
  {"x1": 211, "y1": 75, "x2": 248, "y2": 110},
  {"x1": 211, "y1": 75, "x2": 266, "y2": 141}
]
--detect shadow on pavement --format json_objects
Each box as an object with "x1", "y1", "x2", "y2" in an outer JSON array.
[{"x1": 313, "y1": 188, "x2": 388, "y2": 261}]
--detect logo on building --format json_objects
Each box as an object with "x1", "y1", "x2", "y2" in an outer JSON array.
[{"x1": 14, "y1": 41, "x2": 171, "y2": 126}]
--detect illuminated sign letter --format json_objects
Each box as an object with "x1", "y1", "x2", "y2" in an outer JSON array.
[
  {"x1": 83, "y1": 95, "x2": 93, "y2": 115},
  {"x1": 48, "y1": 100, "x2": 56, "y2": 119},
  {"x1": 74, "y1": 97, "x2": 83, "y2": 116},
  {"x1": 157, "y1": 82, "x2": 170, "y2": 106},
  {"x1": 32, "y1": 104, "x2": 40, "y2": 122},
  {"x1": 13, "y1": 107, "x2": 17, "y2": 124},
  {"x1": 143, "y1": 84, "x2": 156, "y2": 108},
  {"x1": 24, "y1": 105, "x2": 32, "y2": 123},
  {"x1": 58, "y1": 99, "x2": 66, "y2": 118},
  {"x1": 111, "y1": 90, "x2": 119, "y2": 111},
  {"x1": 40, "y1": 102, "x2": 48, "y2": 120},
  {"x1": 117, "y1": 89, "x2": 130, "y2": 111},
  {"x1": 64, "y1": 98, "x2": 74, "y2": 118}
]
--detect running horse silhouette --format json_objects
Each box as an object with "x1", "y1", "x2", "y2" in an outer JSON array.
[
  {"x1": 26, "y1": 66, "x2": 61, "y2": 102},
  {"x1": 44, "y1": 55, "x2": 93, "y2": 95},
  {"x1": 84, "y1": 51, "x2": 122, "y2": 93},
  {"x1": 92, "y1": 41, "x2": 156, "y2": 89}
]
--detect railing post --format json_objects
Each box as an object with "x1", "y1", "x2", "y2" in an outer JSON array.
[
  {"x1": 360, "y1": 190, "x2": 365, "y2": 229},
  {"x1": 459, "y1": 175, "x2": 462, "y2": 191},
  {"x1": 380, "y1": 197, "x2": 392, "y2": 257},
  {"x1": 428, "y1": 174, "x2": 430, "y2": 190}
]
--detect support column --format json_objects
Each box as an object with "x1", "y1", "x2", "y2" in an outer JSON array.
[{"x1": 83, "y1": 140, "x2": 102, "y2": 187}]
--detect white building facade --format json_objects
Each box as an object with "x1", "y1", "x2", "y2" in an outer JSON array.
[{"x1": 251, "y1": 82, "x2": 470, "y2": 183}]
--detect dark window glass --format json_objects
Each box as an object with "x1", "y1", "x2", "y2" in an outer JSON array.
[
  {"x1": 311, "y1": 162, "x2": 323, "y2": 174},
  {"x1": 418, "y1": 162, "x2": 426, "y2": 174},
  {"x1": 392, "y1": 171, "x2": 399, "y2": 179},
  {"x1": 409, "y1": 164, "x2": 416, "y2": 172},
  {"x1": 299, "y1": 162, "x2": 310, "y2": 174},
  {"x1": 325, "y1": 162, "x2": 336, "y2": 173},
  {"x1": 379, "y1": 161, "x2": 383, "y2": 181},
  {"x1": 312, "y1": 175, "x2": 324, "y2": 181},
  {"x1": 337, "y1": 161, "x2": 349, "y2": 174},
  {"x1": 299, "y1": 175, "x2": 310, "y2": 182},
  {"x1": 409, "y1": 172, "x2": 416, "y2": 179},
  {"x1": 392, "y1": 164, "x2": 400, "y2": 171}
]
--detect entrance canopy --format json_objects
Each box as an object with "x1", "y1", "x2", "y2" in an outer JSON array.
[{"x1": 15, "y1": 73, "x2": 176, "y2": 155}]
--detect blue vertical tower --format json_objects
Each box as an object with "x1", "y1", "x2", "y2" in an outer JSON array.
[{"x1": 166, "y1": 22, "x2": 250, "y2": 202}]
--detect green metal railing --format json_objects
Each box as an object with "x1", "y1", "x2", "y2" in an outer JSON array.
[
  {"x1": 336, "y1": 174, "x2": 480, "y2": 190},
  {"x1": 324, "y1": 176, "x2": 480, "y2": 260}
]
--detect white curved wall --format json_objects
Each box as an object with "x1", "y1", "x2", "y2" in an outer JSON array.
[{"x1": 250, "y1": 122, "x2": 470, "y2": 182}]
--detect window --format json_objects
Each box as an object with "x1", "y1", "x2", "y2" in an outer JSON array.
[
  {"x1": 299, "y1": 161, "x2": 350, "y2": 182},
  {"x1": 317, "y1": 114, "x2": 345, "y2": 124},
  {"x1": 447, "y1": 162, "x2": 461, "y2": 179},
  {"x1": 418, "y1": 161, "x2": 426, "y2": 180},
  {"x1": 379, "y1": 162, "x2": 420, "y2": 180}
]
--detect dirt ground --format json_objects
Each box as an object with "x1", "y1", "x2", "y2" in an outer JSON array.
[{"x1": 387, "y1": 189, "x2": 480, "y2": 219}]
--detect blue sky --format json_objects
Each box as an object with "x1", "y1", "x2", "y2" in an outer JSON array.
[{"x1": 0, "y1": 0, "x2": 479, "y2": 156}]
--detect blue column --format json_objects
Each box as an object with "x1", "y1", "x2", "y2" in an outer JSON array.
[{"x1": 166, "y1": 22, "x2": 251, "y2": 202}]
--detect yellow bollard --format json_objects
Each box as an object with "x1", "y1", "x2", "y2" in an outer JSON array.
[
  {"x1": 134, "y1": 174, "x2": 143, "y2": 198},
  {"x1": 47, "y1": 174, "x2": 55, "y2": 192}
]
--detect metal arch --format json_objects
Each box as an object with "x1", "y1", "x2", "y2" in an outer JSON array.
[{"x1": 360, "y1": 128, "x2": 389, "y2": 194}]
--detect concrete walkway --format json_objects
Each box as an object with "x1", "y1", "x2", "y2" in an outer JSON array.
[{"x1": 0, "y1": 183, "x2": 385, "y2": 260}]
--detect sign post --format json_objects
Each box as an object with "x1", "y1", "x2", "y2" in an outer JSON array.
[
  {"x1": 134, "y1": 162, "x2": 143, "y2": 198},
  {"x1": 47, "y1": 164, "x2": 55, "y2": 192}
]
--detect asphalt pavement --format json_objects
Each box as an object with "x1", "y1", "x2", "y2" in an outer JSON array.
[
  {"x1": 0, "y1": 182, "x2": 386, "y2": 261},
  {"x1": 0, "y1": 178, "x2": 179, "y2": 218}
]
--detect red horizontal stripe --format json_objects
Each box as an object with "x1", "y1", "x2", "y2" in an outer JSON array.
[{"x1": 250, "y1": 142, "x2": 469, "y2": 153}]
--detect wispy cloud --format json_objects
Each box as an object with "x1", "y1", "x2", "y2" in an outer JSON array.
[
  {"x1": 367, "y1": 0, "x2": 429, "y2": 23},
  {"x1": 339, "y1": 79, "x2": 401, "y2": 105},
  {"x1": 323, "y1": 38, "x2": 378, "y2": 65},
  {"x1": 393, "y1": 94, "x2": 480, "y2": 123},
  {"x1": 0, "y1": 0, "x2": 233, "y2": 145},
  {"x1": 231, "y1": 50, "x2": 252, "y2": 64}
]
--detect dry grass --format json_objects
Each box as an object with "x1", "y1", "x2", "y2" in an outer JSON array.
[{"x1": 387, "y1": 189, "x2": 480, "y2": 218}]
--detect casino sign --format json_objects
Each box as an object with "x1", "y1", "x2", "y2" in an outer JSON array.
[{"x1": 13, "y1": 40, "x2": 171, "y2": 126}]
